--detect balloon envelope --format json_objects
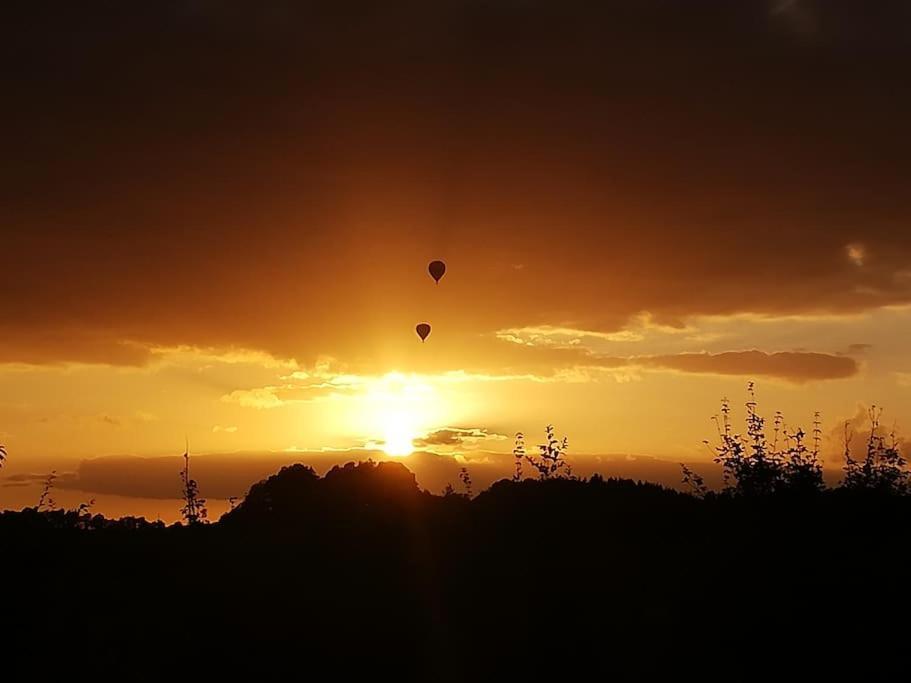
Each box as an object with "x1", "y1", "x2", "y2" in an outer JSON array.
[
  {"x1": 415, "y1": 323, "x2": 431, "y2": 342},
  {"x1": 428, "y1": 260, "x2": 446, "y2": 283}
]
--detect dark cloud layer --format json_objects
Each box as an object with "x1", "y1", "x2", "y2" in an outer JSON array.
[
  {"x1": 49, "y1": 451, "x2": 488, "y2": 499},
  {"x1": 638, "y1": 350, "x2": 859, "y2": 383},
  {"x1": 47, "y1": 450, "x2": 728, "y2": 500},
  {"x1": 502, "y1": 347, "x2": 860, "y2": 383},
  {"x1": 413, "y1": 427, "x2": 506, "y2": 448},
  {"x1": 3, "y1": 1, "x2": 910, "y2": 368}
]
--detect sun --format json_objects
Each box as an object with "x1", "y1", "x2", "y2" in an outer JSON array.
[
  {"x1": 380, "y1": 409, "x2": 417, "y2": 456},
  {"x1": 348, "y1": 372, "x2": 448, "y2": 457},
  {"x1": 382, "y1": 417, "x2": 415, "y2": 457}
]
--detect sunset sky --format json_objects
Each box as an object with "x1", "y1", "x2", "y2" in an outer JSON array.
[{"x1": 3, "y1": 1, "x2": 911, "y2": 518}]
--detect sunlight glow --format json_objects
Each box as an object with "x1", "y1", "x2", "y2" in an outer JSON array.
[
  {"x1": 358, "y1": 372, "x2": 441, "y2": 457},
  {"x1": 382, "y1": 414, "x2": 416, "y2": 456}
]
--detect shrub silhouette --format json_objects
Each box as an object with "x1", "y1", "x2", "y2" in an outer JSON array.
[
  {"x1": 458, "y1": 467, "x2": 473, "y2": 497},
  {"x1": 73, "y1": 498, "x2": 96, "y2": 529},
  {"x1": 521, "y1": 424, "x2": 571, "y2": 480},
  {"x1": 696, "y1": 384, "x2": 911, "y2": 498},
  {"x1": 36, "y1": 471, "x2": 57, "y2": 511},
  {"x1": 779, "y1": 412, "x2": 825, "y2": 496},
  {"x1": 179, "y1": 445, "x2": 207, "y2": 524},
  {"x1": 704, "y1": 383, "x2": 824, "y2": 497},
  {"x1": 841, "y1": 406, "x2": 910, "y2": 495},
  {"x1": 512, "y1": 432, "x2": 525, "y2": 481},
  {"x1": 680, "y1": 464, "x2": 708, "y2": 498}
]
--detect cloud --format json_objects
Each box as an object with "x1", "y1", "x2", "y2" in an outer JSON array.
[
  {"x1": 846, "y1": 243, "x2": 867, "y2": 267},
  {"x1": 212, "y1": 425, "x2": 238, "y2": 433},
  {"x1": 222, "y1": 387, "x2": 289, "y2": 410},
  {"x1": 496, "y1": 326, "x2": 645, "y2": 346},
  {"x1": 823, "y1": 404, "x2": 910, "y2": 467},
  {"x1": 0, "y1": 333, "x2": 151, "y2": 367},
  {"x1": 846, "y1": 343, "x2": 873, "y2": 355},
  {"x1": 151, "y1": 346, "x2": 298, "y2": 370},
  {"x1": 82, "y1": 412, "x2": 159, "y2": 429},
  {"x1": 220, "y1": 362, "x2": 593, "y2": 412},
  {"x1": 636, "y1": 350, "x2": 859, "y2": 383},
  {"x1": 3, "y1": 2, "x2": 911, "y2": 370},
  {"x1": 50, "y1": 450, "x2": 730, "y2": 501},
  {"x1": 2, "y1": 471, "x2": 75, "y2": 489},
  {"x1": 218, "y1": 347, "x2": 858, "y2": 411},
  {"x1": 414, "y1": 427, "x2": 508, "y2": 449},
  {"x1": 221, "y1": 381, "x2": 362, "y2": 409},
  {"x1": 51, "y1": 451, "x2": 461, "y2": 499},
  {"x1": 524, "y1": 348, "x2": 860, "y2": 384}
]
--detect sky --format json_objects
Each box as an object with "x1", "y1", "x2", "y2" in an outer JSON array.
[{"x1": 3, "y1": 1, "x2": 911, "y2": 518}]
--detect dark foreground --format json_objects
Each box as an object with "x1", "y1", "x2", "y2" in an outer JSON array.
[{"x1": 2, "y1": 461, "x2": 907, "y2": 680}]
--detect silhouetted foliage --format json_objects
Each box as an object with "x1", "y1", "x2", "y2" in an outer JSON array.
[
  {"x1": 179, "y1": 446, "x2": 207, "y2": 524},
  {"x1": 36, "y1": 471, "x2": 57, "y2": 511},
  {"x1": 524, "y1": 424, "x2": 571, "y2": 480},
  {"x1": 220, "y1": 460, "x2": 431, "y2": 529},
  {"x1": 841, "y1": 406, "x2": 910, "y2": 495},
  {"x1": 73, "y1": 498, "x2": 96, "y2": 529},
  {"x1": 458, "y1": 467, "x2": 473, "y2": 497},
  {"x1": 704, "y1": 383, "x2": 824, "y2": 497},
  {"x1": 2, "y1": 455, "x2": 911, "y2": 680},
  {"x1": 680, "y1": 464, "x2": 708, "y2": 499},
  {"x1": 512, "y1": 432, "x2": 525, "y2": 481},
  {"x1": 223, "y1": 462, "x2": 319, "y2": 523},
  {"x1": 779, "y1": 414, "x2": 825, "y2": 496}
]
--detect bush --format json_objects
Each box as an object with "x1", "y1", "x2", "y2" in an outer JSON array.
[
  {"x1": 704, "y1": 383, "x2": 824, "y2": 497},
  {"x1": 841, "y1": 407, "x2": 909, "y2": 495}
]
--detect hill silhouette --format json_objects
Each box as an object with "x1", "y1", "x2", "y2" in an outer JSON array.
[
  {"x1": 2, "y1": 458, "x2": 910, "y2": 680},
  {"x1": 223, "y1": 460, "x2": 428, "y2": 526}
]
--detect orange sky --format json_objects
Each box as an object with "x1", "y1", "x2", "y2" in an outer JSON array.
[{"x1": 3, "y1": 1, "x2": 911, "y2": 518}]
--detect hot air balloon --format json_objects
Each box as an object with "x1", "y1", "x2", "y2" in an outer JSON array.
[
  {"x1": 428, "y1": 260, "x2": 446, "y2": 284},
  {"x1": 416, "y1": 323, "x2": 431, "y2": 342}
]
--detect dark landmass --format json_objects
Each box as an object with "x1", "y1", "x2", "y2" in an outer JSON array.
[{"x1": 1, "y1": 459, "x2": 908, "y2": 680}]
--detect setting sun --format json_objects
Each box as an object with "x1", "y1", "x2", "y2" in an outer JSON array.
[
  {"x1": 353, "y1": 372, "x2": 443, "y2": 457},
  {"x1": 382, "y1": 416, "x2": 416, "y2": 457}
]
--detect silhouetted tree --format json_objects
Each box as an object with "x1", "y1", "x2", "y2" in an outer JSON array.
[
  {"x1": 524, "y1": 425, "x2": 570, "y2": 480},
  {"x1": 512, "y1": 432, "x2": 525, "y2": 481},
  {"x1": 841, "y1": 407, "x2": 909, "y2": 495},
  {"x1": 72, "y1": 499, "x2": 96, "y2": 529},
  {"x1": 459, "y1": 467, "x2": 473, "y2": 497},
  {"x1": 0, "y1": 443, "x2": 6, "y2": 505},
  {"x1": 222, "y1": 463, "x2": 319, "y2": 524},
  {"x1": 179, "y1": 444, "x2": 207, "y2": 524}
]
